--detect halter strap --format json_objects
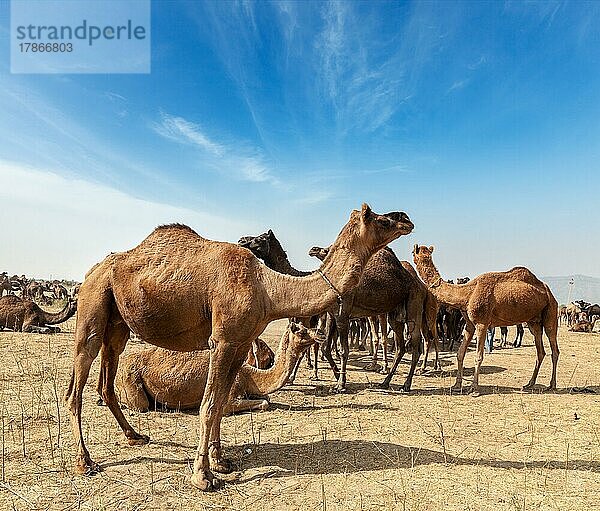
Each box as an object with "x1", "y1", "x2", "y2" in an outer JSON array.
[
  {"x1": 318, "y1": 269, "x2": 343, "y2": 314},
  {"x1": 429, "y1": 277, "x2": 443, "y2": 289}
]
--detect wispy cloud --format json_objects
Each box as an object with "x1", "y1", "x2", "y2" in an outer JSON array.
[
  {"x1": 448, "y1": 79, "x2": 470, "y2": 93},
  {"x1": 152, "y1": 112, "x2": 278, "y2": 184}
]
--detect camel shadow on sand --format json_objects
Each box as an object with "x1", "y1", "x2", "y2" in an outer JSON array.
[{"x1": 102, "y1": 438, "x2": 600, "y2": 480}]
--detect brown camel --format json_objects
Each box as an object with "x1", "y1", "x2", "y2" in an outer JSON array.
[
  {"x1": 0, "y1": 273, "x2": 13, "y2": 296},
  {"x1": 569, "y1": 319, "x2": 596, "y2": 333},
  {"x1": 308, "y1": 245, "x2": 425, "y2": 392},
  {"x1": 116, "y1": 322, "x2": 320, "y2": 413},
  {"x1": 64, "y1": 204, "x2": 413, "y2": 491},
  {"x1": 413, "y1": 245, "x2": 559, "y2": 395},
  {"x1": 0, "y1": 295, "x2": 77, "y2": 333}
]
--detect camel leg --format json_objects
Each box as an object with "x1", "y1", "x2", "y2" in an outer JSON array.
[
  {"x1": 366, "y1": 317, "x2": 380, "y2": 371},
  {"x1": 191, "y1": 339, "x2": 245, "y2": 491},
  {"x1": 470, "y1": 324, "x2": 488, "y2": 396},
  {"x1": 452, "y1": 319, "x2": 475, "y2": 391},
  {"x1": 544, "y1": 315, "x2": 560, "y2": 390},
  {"x1": 401, "y1": 314, "x2": 423, "y2": 392},
  {"x1": 312, "y1": 342, "x2": 319, "y2": 380},
  {"x1": 207, "y1": 345, "x2": 248, "y2": 475},
  {"x1": 97, "y1": 320, "x2": 149, "y2": 445},
  {"x1": 223, "y1": 398, "x2": 269, "y2": 415},
  {"x1": 334, "y1": 314, "x2": 350, "y2": 392},
  {"x1": 379, "y1": 315, "x2": 390, "y2": 373},
  {"x1": 379, "y1": 318, "x2": 406, "y2": 390},
  {"x1": 64, "y1": 292, "x2": 111, "y2": 475},
  {"x1": 321, "y1": 314, "x2": 341, "y2": 381},
  {"x1": 523, "y1": 322, "x2": 545, "y2": 390}
]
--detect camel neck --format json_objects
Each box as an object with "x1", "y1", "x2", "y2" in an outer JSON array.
[
  {"x1": 262, "y1": 245, "x2": 365, "y2": 319},
  {"x1": 415, "y1": 258, "x2": 472, "y2": 309},
  {"x1": 238, "y1": 331, "x2": 300, "y2": 395},
  {"x1": 266, "y1": 251, "x2": 310, "y2": 277}
]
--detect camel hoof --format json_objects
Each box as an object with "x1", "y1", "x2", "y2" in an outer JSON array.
[
  {"x1": 544, "y1": 385, "x2": 557, "y2": 393},
  {"x1": 75, "y1": 459, "x2": 102, "y2": 476},
  {"x1": 127, "y1": 433, "x2": 150, "y2": 446},
  {"x1": 365, "y1": 363, "x2": 381, "y2": 372},
  {"x1": 469, "y1": 387, "x2": 481, "y2": 397},
  {"x1": 450, "y1": 384, "x2": 462, "y2": 393},
  {"x1": 211, "y1": 458, "x2": 235, "y2": 474},
  {"x1": 399, "y1": 386, "x2": 412, "y2": 394},
  {"x1": 522, "y1": 384, "x2": 534, "y2": 391},
  {"x1": 333, "y1": 385, "x2": 347, "y2": 394},
  {"x1": 190, "y1": 471, "x2": 221, "y2": 491},
  {"x1": 378, "y1": 381, "x2": 391, "y2": 390}
]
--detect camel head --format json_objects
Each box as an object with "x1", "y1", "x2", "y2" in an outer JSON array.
[
  {"x1": 288, "y1": 322, "x2": 326, "y2": 353},
  {"x1": 353, "y1": 204, "x2": 413, "y2": 253},
  {"x1": 456, "y1": 277, "x2": 470, "y2": 285},
  {"x1": 308, "y1": 246, "x2": 329, "y2": 261},
  {"x1": 238, "y1": 230, "x2": 274, "y2": 260},
  {"x1": 329, "y1": 204, "x2": 413, "y2": 261},
  {"x1": 412, "y1": 244, "x2": 435, "y2": 266}
]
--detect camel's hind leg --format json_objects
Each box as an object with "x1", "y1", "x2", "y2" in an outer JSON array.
[
  {"x1": 544, "y1": 316, "x2": 560, "y2": 390},
  {"x1": 452, "y1": 319, "x2": 475, "y2": 391},
  {"x1": 97, "y1": 319, "x2": 149, "y2": 445},
  {"x1": 470, "y1": 324, "x2": 489, "y2": 396},
  {"x1": 64, "y1": 290, "x2": 111, "y2": 475},
  {"x1": 379, "y1": 315, "x2": 390, "y2": 373},
  {"x1": 523, "y1": 322, "x2": 545, "y2": 390},
  {"x1": 366, "y1": 316, "x2": 381, "y2": 371}
]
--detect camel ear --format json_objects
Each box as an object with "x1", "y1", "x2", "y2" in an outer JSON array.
[
  {"x1": 413, "y1": 244, "x2": 419, "y2": 254},
  {"x1": 429, "y1": 246, "x2": 434, "y2": 253},
  {"x1": 268, "y1": 229, "x2": 274, "y2": 236},
  {"x1": 361, "y1": 203, "x2": 372, "y2": 220}
]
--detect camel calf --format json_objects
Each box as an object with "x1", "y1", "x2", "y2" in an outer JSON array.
[{"x1": 115, "y1": 322, "x2": 321, "y2": 414}]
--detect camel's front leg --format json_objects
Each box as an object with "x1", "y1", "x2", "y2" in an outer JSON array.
[
  {"x1": 453, "y1": 320, "x2": 475, "y2": 391},
  {"x1": 470, "y1": 324, "x2": 489, "y2": 397},
  {"x1": 191, "y1": 341, "x2": 241, "y2": 491}
]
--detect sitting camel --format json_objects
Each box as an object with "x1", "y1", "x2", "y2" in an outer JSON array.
[
  {"x1": 65, "y1": 204, "x2": 413, "y2": 490},
  {"x1": 569, "y1": 320, "x2": 597, "y2": 333},
  {"x1": 413, "y1": 245, "x2": 559, "y2": 395},
  {"x1": 0, "y1": 295, "x2": 77, "y2": 333},
  {"x1": 116, "y1": 322, "x2": 320, "y2": 413}
]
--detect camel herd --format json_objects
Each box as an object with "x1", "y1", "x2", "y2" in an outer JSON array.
[{"x1": 0, "y1": 203, "x2": 596, "y2": 492}]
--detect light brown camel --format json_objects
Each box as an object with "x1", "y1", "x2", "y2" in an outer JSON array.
[
  {"x1": 566, "y1": 302, "x2": 582, "y2": 326},
  {"x1": 64, "y1": 204, "x2": 413, "y2": 491},
  {"x1": 0, "y1": 295, "x2": 77, "y2": 333},
  {"x1": 116, "y1": 322, "x2": 321, "y2": 413},
  {"x1": 413, "y1": 245, "x2": 559, "y2": 395}
]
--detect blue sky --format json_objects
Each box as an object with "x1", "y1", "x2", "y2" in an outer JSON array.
[{"x1": 0, "y1": 0, "x2": 599, "y2": 280}]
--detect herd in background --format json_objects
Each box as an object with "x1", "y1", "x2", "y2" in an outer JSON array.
[
  {"x1": 560, "y1": 300, "x2": 600, "y2": 333},
  {"x1": 0, "y1": 272, "x2": 79, "y2": 302}
]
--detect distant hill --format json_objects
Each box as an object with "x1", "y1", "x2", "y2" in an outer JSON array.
[{"x1": 542, "y1": 275, "x2": 600, "y2": 305}]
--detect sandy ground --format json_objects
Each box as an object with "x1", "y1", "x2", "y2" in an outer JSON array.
[{"x1": 0, "y1": 315, "x2": 599, "y2": 511}]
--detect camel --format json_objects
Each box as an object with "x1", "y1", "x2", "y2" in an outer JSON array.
[
  {"x1": 0, "y1": 295, "x2": 77, "y2": 333},
  {"x1": 238, "y1": 230, "x2": 320, "y2": 379},
  {"x1": 412, "y1": 245, "x2": 559, "y2": 395},
  {"x1": 569, "y1": 319, "x2": 597, "y2": 333},
  {"x1": 513, "y1": 323, "x2": 525, "y2": 347},
  {"x1": 116, "y1": 322, "x2": 321, "y2": 413},
  {"x1": 52, "y1": 283, "x2": 69, "y2": 301},
  {"x1": 64, "y1": 204, "x2": 414, "y2": 491},
  {"x1": 566, "y1": 302, "x2": 582, "y2": 326},
  {"x1": 308, "y1": 245, "x2": 425, "y2": 391},
  {"x1": 0, "y1": 273, "x2": 13, "y2": 296}
]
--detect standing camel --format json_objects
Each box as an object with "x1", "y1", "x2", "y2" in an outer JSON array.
[
  {"x1": 64, "y1": 204, "x2": 414, "y2": 491},
  {"x1": 412, "y1": 245, "x2": 559, "y2": 395},
  {"x1": 308, "y1": 245, "x2": 425, "y2": 392}
]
